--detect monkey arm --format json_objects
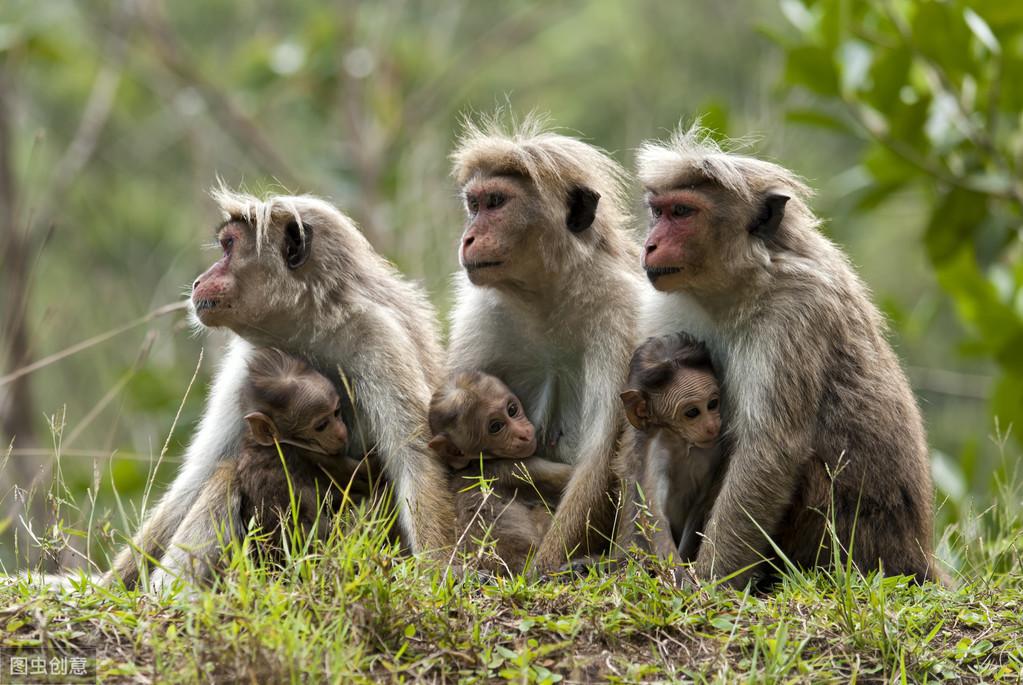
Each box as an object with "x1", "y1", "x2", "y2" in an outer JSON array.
[
  {"x1": 349, "y1": 318, "x2": 456, "y2": 555},
  {"x1": 104, "y1": 337, "x2": 252, "y2": 588},
  {"x1": 532, "y1": 346, "x2": 625, "y2": 572},
  {"x1": 477, "y1": 457, "x2": 574, "y2": 503},
  {"x1": 694, "y1": 331, "x2": 820, "y2": 587},
  {"x1": 617, "y1": 435, "x2": 680, "y2": 562}
]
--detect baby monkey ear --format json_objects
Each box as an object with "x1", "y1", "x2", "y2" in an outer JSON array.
[
  {"x1": 620, "y1": 390, "x2": 649, "y2": 431},
  {"x1": 244, "y1": 411, "x2": 279, "y2": 446},
  {"x1": 428, "y1": 434, "x2": 468, "y2": 468}
]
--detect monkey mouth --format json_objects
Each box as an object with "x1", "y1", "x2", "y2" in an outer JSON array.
[
  {"x1": 464, "y1": 260, "x2": 504, "y2": 273},
  {"x1": 193, "y1": 298, "x2": 221, "y2": 312},
  {"x1": 644, "y1": 266, "x2": 682, "y2": 283}
]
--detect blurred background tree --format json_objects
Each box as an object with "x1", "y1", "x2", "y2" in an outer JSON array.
[{"x1": 0, "y1": 0, "x2": 1014, "y2": 570}]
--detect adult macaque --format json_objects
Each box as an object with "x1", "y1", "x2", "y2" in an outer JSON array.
[
  {"x1": 106, "y1": 190, "x2": 454, "y2": 588},
  {"x1": 638, "y1": 126, "x2": 943, "y2": 586},
  {"x1": 428, "y1": 371, "x2": 574, "y2": 573},
  {"x1": 447, "y1": 116, "x2": 645, "y2": 572},
  {"x1": 616, "y1": 333, "x2": 724, "y2": 564}
]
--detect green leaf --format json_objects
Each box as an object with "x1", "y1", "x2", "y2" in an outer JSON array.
[
  {"x1": 865, "y1": 46, "x2": 913, "y2": 113},
  {"x1": 923, "y1": 188, "x2": 986, "y2": 265},
  {"x1": 783, "y1": 45, "x2": 840, "y2": 96}
]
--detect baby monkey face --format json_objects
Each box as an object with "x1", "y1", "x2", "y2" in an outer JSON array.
[
  {"x1": 428, "y1": 371, "x2": 537, "y2": 465},
  {"x1": 244, "y1": 366, "x2": 349, "y2": 457},
  {"x1": 650, "y1": 368, "x2": 721, "y2": 448},
  {"x1": 476, "y1": 387, "x2": 536, "y2": 459},
  {"x1": 288, "y1": 384, "x2": 349, "y2": 456},
  {"x1": 621, "y1": 366, "x2": 721, "y2": 449}
]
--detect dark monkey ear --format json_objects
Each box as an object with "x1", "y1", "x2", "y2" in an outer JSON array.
[
  {"x1": 566, "y1": 186, "x2": 601, "y2": 233},
  {"x1": 283, "y1": 220, "x2": 312, "y2": 269},
  {"x1": 748, "y1": 192, "x2": 790, "y2": 239}
]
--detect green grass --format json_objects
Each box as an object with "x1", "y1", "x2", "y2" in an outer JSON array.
[
  {"x1": 2, "y1": 428, "x2": 1022, "y2": 683},
  {"x1": 2, "y1": 486, "x2": 1022, "y2": 684}
]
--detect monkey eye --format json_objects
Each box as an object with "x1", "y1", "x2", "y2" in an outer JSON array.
[
  {"x1": 486, "y1": 192, "x2": 505, "y2": 209},
  {"x1": 466, "y1": 196, "x2": 480, "y2": 215},
  {"x1": 684, "y1": 407, "x2": 700, "y2": 419},
  {"x1": 672, "y1": 204, "x2": 695, "y2": 218},
  {"x1": 650, "y1": 206, "x2": 663, "y2": 218},
  {"x1": 314, "y1": 419, "x2": 329, "y2": 432},
  {"x1": 707, "y1": 398, "x2": 719, "y2": 411},
  {"x1": 220, "y1": 235, "x2": 234, "y2": 253},
  {"x1": 507, "y1": 402, "x2": 518, "y2": 417},
  {"x1": 488, "y1": 420, "x2": 505, "y2": 434}
]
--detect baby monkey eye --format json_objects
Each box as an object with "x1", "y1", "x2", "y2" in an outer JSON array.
[
  {"x1": 707, "y1": 398, "x2": 719, "y2": 411},
  {"x1": 507, "y1": 402, "x2": 518, "y2": 417},
  {"x1": 672, "y1": 204, "x2": 694, "y2": 218},
  {"x1": 220, "y1": 236, "x2": 234, "y2": 252},
  {"x1": 684, "y1": 407, "x2": 701, "y2": 419},
  {"x1": 488, "y1": 420, "x2": 505, "y2": 434},
  {"x1": 651, "y1": 206, "x2": 663, "y2": 218},
  {"x1": 466, "y1": 196, "x2": 480, "y2": 214},
  {"x1": 314, "y1": 419, "x2": 329, "y2": 432}
]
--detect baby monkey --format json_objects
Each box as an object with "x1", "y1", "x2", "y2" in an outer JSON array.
[
  {"x1": 428, "y1": 371, "x2": 574, "y2": 573},
  {"x1": 153, "y1": 348, "x2": 372, "y2": 585},
  {"x1": 618, "y1": 332, "x2": 724, "y2": 563},
  {"x1": 235, "y1": 348, "x2": 372, "y2": 555}
]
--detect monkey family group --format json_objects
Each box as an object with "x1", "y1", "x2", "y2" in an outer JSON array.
[{"x1": 106, "y1": 118, "x2": 946, "y2": 591}]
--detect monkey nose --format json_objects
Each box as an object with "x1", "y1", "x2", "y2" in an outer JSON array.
[
  {"x1": 192, "y1": 278, "x2": 200, "y2": 290},
  {"x1": 462, "y1": 235, "x2": 475, "y2": 248},
  {"x1": 645, "y1": 242, "x2": 657, "y2": 254}
]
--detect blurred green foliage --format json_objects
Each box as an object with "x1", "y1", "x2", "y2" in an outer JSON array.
[{"x1": 0, "y1": 0, "x2": 1017, "y2": 567}]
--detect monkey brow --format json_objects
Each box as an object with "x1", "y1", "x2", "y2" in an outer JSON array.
[
  {"x1": 214, "y1": 216, "x2": 251, "y2": 236},
  {"x1": 645, "y1": 177, "x2": 717, "y2": 196},
  {"x1": 468, "y1": 169, "x2": 529, "y2": 188}
]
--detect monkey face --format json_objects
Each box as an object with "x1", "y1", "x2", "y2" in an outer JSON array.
[
  {"x1": 642, "y1": 188, "x2": 717, "y2": 293},
  {"x1": 191, "y1": 216, "x2": 314, "y2": 339},
  {"x1": 191, "y1": 221, "x2": 245, "y2": 327},
  {"x1": 458, "y1": 172, "x2": 601, "y2": 288},
  {"x1": 622, "y1": 367, "x2": 721, "y2": 449},
  {"x1": 428, "y1": 372, "x2": 537, "y2": 466},
  {"x1": 477, "y1": 390, "x2": 536, "y2": 459},
  {"x1": 654, "y1": 367, "x2": 721, "y2": 448},
  {"x1": 642, "y1": 182, "x2": 792, "y2": 295},
  {"x1": 245, "y1": 367, "x2": 349, "y2": 457},
  {"x1": 459, "y1": 175, "x2": 542, "y2": 286},
  {"x1": 292, "y1": 380, "x2": 349, "y2": 456}
]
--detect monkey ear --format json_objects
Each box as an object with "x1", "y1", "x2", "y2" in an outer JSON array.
[
  {"x1": 428, "y1": 434, "x2": 465, "y2": 464},
  {"x1": 748, "y1": 192, "x2": 790, "y2": 240},
  {"x1": 244, "y1": 412, "x2": 279, "y2": 446},
  {"x1": 566, "y1": 186, "x2": 601, "y2": 233},
  {"x1": 620, "y1": 390, "x2": 649, "y2": 430},
  {"x1": 283, "y1": 220, "x2": 313, "y2": 270}
]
